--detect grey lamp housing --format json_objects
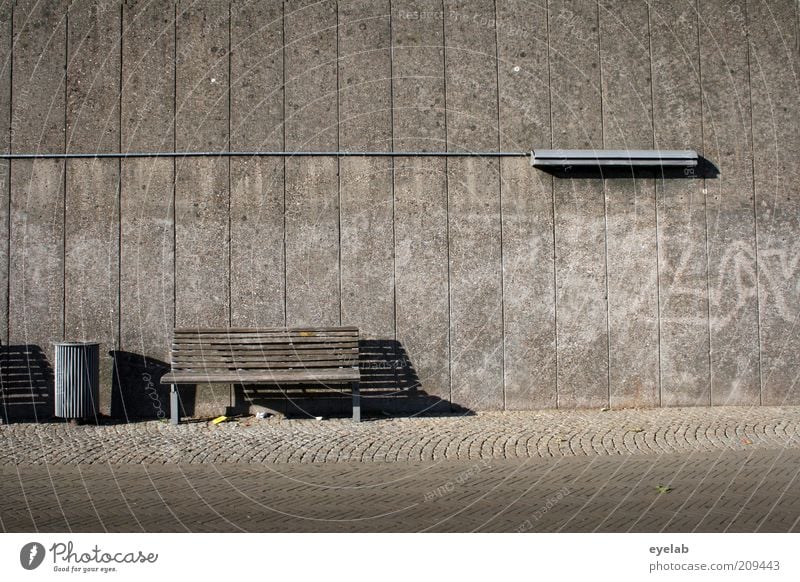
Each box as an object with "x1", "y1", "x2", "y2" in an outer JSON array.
[{"x1": 530, "y1": 149, "x2": 698, "y2": 168}]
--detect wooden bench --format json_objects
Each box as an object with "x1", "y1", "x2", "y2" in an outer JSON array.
[{"x1": 161, "y1": 327, "x2": 361, "y2": 424}]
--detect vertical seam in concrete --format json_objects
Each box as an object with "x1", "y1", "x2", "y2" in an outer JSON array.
[
  {"x1": 697, "y1": 0, "x2": 712, "y2": 405},
  {"x1": 545, "y1": 0, "x2": 558, "y2": 408},
  {"x1": 62, "y1": 10, "x2": 68, "y2": 340},
  {"x1": 282, "y1": 0, "x2": 287, "y2": 327},
  {"x1": 227, "y1": 0, "x2": 231, "y2": 327},
  {"x1": 597, "y1": 0, "x2": 611, "y2": 407},
  {"x1": 744, "y1": 0, "x2": 763, "y2": 404},
  {"x1": 389, "y1": 0, "x2": 397, "y2": 340},
  {"x1": 118, "y1": 0, "x2": 123, "y2": 350},
  {"x1": 493, "y1": 0, "x2": 506, "y2": 410},
  {"x1": 336, "y1": 0, "x2": 342, "y2": 327},
  {"x1": 172, "y1": 1, "x2": 177, "y2": 328},
  {"x1": 6, "y1": 0, "x2": 13, "y2": 344},
  {"x1": 647, "y1": 0, "x2": 663, "y2": 407},
  {"x1": 441, "y1": 0, "x2": 451, "y2": 404}
]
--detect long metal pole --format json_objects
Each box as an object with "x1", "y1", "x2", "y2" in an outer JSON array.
[{"x1": 0, "y1": 150, "x2": 529, "y2": 159}]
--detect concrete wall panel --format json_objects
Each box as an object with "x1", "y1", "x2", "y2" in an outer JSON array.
[
  {"x1": 549, "y1": 0, "x2": 608, "y2": 408},
  {"x1": 230, "y1": 158, "x2": 285, "y2": 327},
  {"x1": 338, "y1": 0, "x2": 392, "y2": 152},
  {"x1": 285, "y1": 157, "x2": 340, "y2": 326},
  {"x1": 651, "y1": 0, "x2": 711, "y2": 406},
  {"x1": 120, "y1": 1, "x2": 174, "y2": 361},
  {"x1": 600, "y1": 0, "x2": 660, "y2": 408},
  {"x1": 339, "y1": 1, "x2": 394, "y2": 339},
  {"x1": 119, "y1": 159, "x2": 173, "y2": 359},
  {"x1": 497, "y1": 0, "x2": 555, "y2": 409},
  {"x1": 9, "y1": 160, "x2": 64, "y2": 360},
  {"x1": 175, "y1": 0, "x2": 229, "y2": 327},
  {"x1": 749, "y1": 0, "x2": 800, "y2": 405},
  {"x1": 65, "y1": 0, "x2": 121, "y2": 413},
  {"x1": 10, "y1": 1, "x2": 67, "y2": 363},
  {"x1": 121, "y1": 0, "x2": 174, "y2": 152},
  {"x1": 340, "y1": 157, "x2": 395, "y2": 338},
  {"x1": 174, "y1": 158, "x2": 229, "y2": 327},
  {"x1": 284, "y1": 0, "x2": 339, "y2": 326},
  {"x1": 392, "y1": 1, "x2": 450, "y2": 401},
  {"x1": 444, "y1": 1, "x2": 503, "y2": 410},
  {"x1": 700, "y1": 0, "x2": 760, "y2": 405},
  {"x1": 230, "y1": 0, "x2": 284, "y2": 327},
  {"x1": 67, "y1": 0, "x2": 121, "y2": 153}
]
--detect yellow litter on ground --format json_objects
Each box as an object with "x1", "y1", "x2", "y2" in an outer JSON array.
[{"x1": 211, "y1": 416, "x2": 228, "y2": 425}]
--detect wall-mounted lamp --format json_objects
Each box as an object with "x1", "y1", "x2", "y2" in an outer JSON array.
[{"x1": 530, "y1": 149, "x2": 698, "y2": 168}]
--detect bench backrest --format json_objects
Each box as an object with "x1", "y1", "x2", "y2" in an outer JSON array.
[{"x1": 169, "y1": 327, "x2": 359, "y2": 373}]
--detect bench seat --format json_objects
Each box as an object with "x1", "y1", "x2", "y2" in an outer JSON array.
[{"x1": 162, "y1": 326, "x2": 361, "y2": 423}]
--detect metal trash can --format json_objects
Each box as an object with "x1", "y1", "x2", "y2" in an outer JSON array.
[{"x1": 54, "y1": 342, "x2": 99, "y2": 420}]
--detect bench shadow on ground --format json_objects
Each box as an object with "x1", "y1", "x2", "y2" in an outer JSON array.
[
  {"x1": 0, "y1": 344, "x2": 55, "y2": 423},
  {"x1": 108, "y1": 340, "x2": 471, "y2": 422},
  {"x1": 231, "y1": 339, "x2": 473, "y2": 420}
]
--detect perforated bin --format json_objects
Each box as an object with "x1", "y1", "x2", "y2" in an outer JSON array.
[{"x1": 54, "y1": 342, "x2": 99, "y2": 420}]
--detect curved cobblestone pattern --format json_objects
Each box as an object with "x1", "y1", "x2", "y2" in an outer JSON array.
[{"x1": 2, "y1": 407, "x2": 799, "y2": 465}]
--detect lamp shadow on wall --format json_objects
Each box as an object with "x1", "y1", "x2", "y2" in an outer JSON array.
[
  {"x1": 0, "y1": 344, "x2": 55, "y2": 423},
  {"x1": 232, "y1": 339, "x2": 473, "y2": 420},
  {"x1": 538, "y1": 156, "x2": 719, "y2": 179},
  {"x1": 108, "y1": 351, "x2": 192, "y2": 422}
]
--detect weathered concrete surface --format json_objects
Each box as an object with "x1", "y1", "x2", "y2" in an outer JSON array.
[
  {"x1": 445, "y1": 1, "x2": 503, "y2": 410},
  {"x1": 549, "y1": 0, "x2": 608, "y2": 408},
  {"x1": 651, "y1": 0, "x2": 711, "y2": 406},
  {"x1": 392, "y1": 1, "x2": 450, "y2": 403},
  {"x1": 284, "y1": 0, "x2": 339, "y2": 327},
  {"x1": 1, "y1": 1, "x2": 798, "y2": 417},
  {"x1": 65, "y1": 160, "x2": 119, "y2": 413},
  {"x1": 66, "y1": 0, "x2": 121, "y2": 154},
  {"x1": 174, "y1": 158, "x2": 229, "y2": 327},
  {"x1": 601, "y1": 0, "x2": 660, "y2": 408},
  {"x1": 497, "y1": 0, "x2": 556, "y2": 409},
  {"x1": 119, "y1": 0, "x2": 174, "y2": 364},
  {"x1": 121, "y1": 0, "x2": 174, "y2": 153},
  {"x1": 339, "y1": 157, "x2": 395, "y2": 338},
  {"x1": 9, "y1": 1, "x2": 66, "y2": 364},
  {"x1": 338, "y1": 0, "x2": 392, "y2": 152},
  {"x1": 175, "y1": 1, "x2": 229, "y2": 328},
  {"x1": 9, "y1": 160, "x2": 65, "y2": 359},
  {"x1": 11, "y1": 0, "x2": 67, "y2": 154},
  {"x1": 230, "y1": 0, "x2": 284, "y2": 327},
  {"x1": 700, "y1": 0, "x2": 760, "y2": 405},
  {"x1": 229, "y1": 158, "x2": 285, "y2": 327},
  {"x1": 0, "y1": 2, "x2": 10, "y2": 343},
  {"x1": 749, "y1": 0, "x2": 800, "y2": 405},
  {"x1": 65, "y1": 1, "x2": 122, "y2": 414},
  {"x1": 339, "y1": 1, "x2": 395, "y2": 340}
]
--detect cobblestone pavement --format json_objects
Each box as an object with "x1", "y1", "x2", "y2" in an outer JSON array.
[
  {"x1": 2, "y1": 407, "x2": 799, "y2": 465},
  {"x1": 2, "y1": 449, "x2": 799, "y2": 532}
]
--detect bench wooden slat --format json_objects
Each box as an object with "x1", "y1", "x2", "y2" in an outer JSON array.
[
  {"x1": 174, "y1": 326, "x2": 358, "y2": 334},
  {"x1": 171, "y1": 337, "x2": 358, "y2": 346},
  {"x1": 171, "y1": 346, "x2": 358, "y2": 356},
  {"x1": 171, "y1": 361, "x2": 357, "y2": 370},
  {"x1": 162, "y1": 368, "x2": 360, "y2": 384},
  {"x1": 171, "y1": 352, "x2": 357, "y2": 362}
]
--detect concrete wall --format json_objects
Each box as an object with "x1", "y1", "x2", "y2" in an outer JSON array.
[{"x1": 0, "y1": 0, "x2": 798, "y2": 418}]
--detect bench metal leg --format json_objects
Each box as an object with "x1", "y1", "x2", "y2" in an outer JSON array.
[
  {"x1": 352, "y1": 382, "x2": 360, "y2": 422},
  {"x1": 170, "y1": 384, "x2": 179, "y2": 425}
]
